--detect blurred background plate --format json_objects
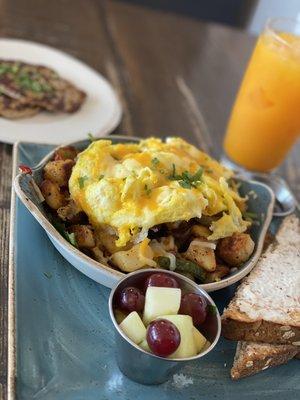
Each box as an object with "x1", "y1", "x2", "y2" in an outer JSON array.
[
  {"x1": 8, "y1": 142, "x2": 299, "y2": 400},
  {"x1": 0, "y1": 39, "x2": 122, "y2": 144}
]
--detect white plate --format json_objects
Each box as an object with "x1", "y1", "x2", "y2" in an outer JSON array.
[{"x1": 0, "y1": 39, "x2": 122, "y2": 144}]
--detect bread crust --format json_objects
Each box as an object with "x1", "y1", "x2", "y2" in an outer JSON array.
[
  {"x1": 222, "y1": 316, "x2": 300, "y2": 344},
  {"x1": 231, "y1": 341, "x2": 298, "y2": 380}
]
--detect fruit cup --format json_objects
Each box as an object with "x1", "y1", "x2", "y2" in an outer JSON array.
[{"x1": 108, "y1": 269, "x2": 221, "y2": 385}]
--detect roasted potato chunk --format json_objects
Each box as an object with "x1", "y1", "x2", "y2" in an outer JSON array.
[
  {"x1": 44, "y1": 159, "x2": 74, "y2": 186},
  {"x1": 191, "y1": 225, "x2": 211, "y2": 238},
  {"x1": 110, "y1": 240, "x2": 156, "y2": 272},
  {"x1": 90, "y1": 247, "x2": 109, "y2": 265},
  {"x1": 158, "y1": 236, "x2": 177, "y2": 252},
  {"x1": 54, "y1": 146, "x2": 78, "y2": 161},
  {"x1": 40, "y1": 179, "x2": 66, "y2": 209},
  {"x1": 57, "y1": 200, "x2": 84, "y2": 223},
  {"x1": 183, "y1": 241, "x2": 216, "y2": 271},
  {"x1": 94, "y1": 230, "x2": 131, "y2": 254},
  {"x1": 217, "y1": 233, "x2": 255, "y2": 267},
  {"x1": 204, "y1": 265, "x2": 230, "y2": 283},
  {"x1": 70, "y1": 225, "x2": 96, "y2": 249}
]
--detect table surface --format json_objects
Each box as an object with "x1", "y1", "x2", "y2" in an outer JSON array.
[{"x1": 0, "y1": 1, "x2": 299, "y2": 399}]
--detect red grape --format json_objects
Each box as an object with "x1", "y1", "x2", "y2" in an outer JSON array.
[
  {"x1": 146, "y1": 319, "x2": 181, "y2": 357},
  {"x1": 179, "y1": 293, "x2": 207, "y2": 325},
  {"x1": 145, "y1": 273, "x2": 180, "y2": 290},
  {"x1": 119, "y1": 287, "x2": 145, "y2": 312}
]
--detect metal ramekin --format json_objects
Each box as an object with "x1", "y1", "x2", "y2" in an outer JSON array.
[{"x1": 108, "y1": 269, "x2": 221, "y2": 385}]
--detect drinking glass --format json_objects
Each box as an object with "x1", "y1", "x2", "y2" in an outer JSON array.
[
  {"x1": 222, "y1": 18, "x2": 299, "y2": 215},
  {"x1": 223, "y1": 17, "x2": 300, "y2": 173}
]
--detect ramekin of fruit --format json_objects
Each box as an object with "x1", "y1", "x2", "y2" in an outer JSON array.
[{"x1": 108, "y1": 269, "x2": 221, "y2": 385}]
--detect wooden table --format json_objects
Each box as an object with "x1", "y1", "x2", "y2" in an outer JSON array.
[{"x1": 0, "y1": 1, "x2": 299, "y2": 398}]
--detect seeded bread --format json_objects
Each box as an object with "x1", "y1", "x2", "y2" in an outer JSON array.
[
  {"x1": 222, "y1": 215, "x2": 300, "y2": 345},
  {"x1": 231, "y1": 341, "x2": 299, "y2": 380}
]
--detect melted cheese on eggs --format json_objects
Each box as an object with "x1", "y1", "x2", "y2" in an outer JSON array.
[{"x1": 69, "y1": 137, "x2": 249, "y2": 246}]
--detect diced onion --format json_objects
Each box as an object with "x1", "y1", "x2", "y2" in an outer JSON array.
[
  {"x1": 166, "y1": 252, "x2": 177, "y2": 271},
  {"x1": 190, "y1": 238, "x2": 216, "y2": 250},
  {"x1": 133, "y1": 228, "x2": 149, "y2": 244}
]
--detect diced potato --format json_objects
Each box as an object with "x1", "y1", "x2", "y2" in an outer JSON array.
[
  {"x1": 183, "y1": 242, "x2": 216, "y2": 272},
  {"x1": 217, "y1": 233, "x2": 255, "y2": 267},
  {"x1": 96, "y1": 230, "x2": 128, "y2": 254},
  {"x1": 191, "y1": 225, "x2": 211, "y2": 238},
  {"x1": 69, "y1": 225, "x2": 95, "y2": 249},
  {"x1": 204, "y1": 265, "x2": 230, "y2": 283},
  {"x1": 44, "y1": 159, "x2": 74, "y2": 186},
  {"x1": 193, "y1": 327, "x2": 207, "y2": 353},
  {"x1": 159, "y1": 315, "x2": 197, "y2": 358},
  {"x1": 140, "y1": 339, "x2": 151, "y2": 353},
  {"x1": 114, "y1": 309, "x2": 128, "y2": 324},
  {"x1": 54, "y1": 146, "x2": 78, "y2": 161},
  {"x1": 143, "y1": 287, "x2": 181, "y2": 325},
  {"x1": 119, "y1": 311, "x2": 146, "y2": 344},
  {"x1": 40, "y1": 179, "x2": 66, "y2": 210},
  {"x1": 90, "y1": 247, "x2": 108, "y2": 265},
  {"x1": 158, "y1": 236, "x2": 177, "y2": 252},
  {"x1": 110, "y1": 239, "x2": 156, "y2": 273},
  {"x1": 57, "y1": 200, "x2": 83, "y2": 223}
]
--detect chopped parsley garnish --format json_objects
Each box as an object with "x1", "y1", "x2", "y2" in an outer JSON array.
[
  {"x1": 52, "y1": 219, "x2": 78, "y2": 248},
  {"x1": 144, "y1": 184, "x2": 152, "y2": 196},
  {"x1": 67, "y1": 232, "x2": 77, "y2": 247},
  {"x1": 17, "y1": 73, "x2": 52, "y2": 93},
  {"x1": 99, "y1": 174, "x2": 104, "y2": 181},
  {"x1": 87, "y1": 132, "x2": 96, "y2": 142},
  {"x1": 151, "y1": 157, "x2": 160, "y2": 166},
  {"x1": 78, "y1": 176, "x2": 88, "y2": 189},
  {"x1": 243, "y1": 211, "x2": 258, "y2": 221},
  {"x1": 168, "y1": 164, "x2": 203, "y2": 189}
]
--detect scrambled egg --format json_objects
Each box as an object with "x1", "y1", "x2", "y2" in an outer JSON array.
[{"x1": 69, "y1": 137, "x2": 249, "y2": 247}]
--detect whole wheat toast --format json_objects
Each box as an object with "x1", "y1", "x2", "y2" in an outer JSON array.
[
  {"x1": 231, "y1": 341, "x2": 299, "y2": 380},
  {"x1": 222, "y1": 215, "x2": 300, "y2": 345}
]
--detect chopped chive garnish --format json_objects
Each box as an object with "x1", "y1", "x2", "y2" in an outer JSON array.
[
  {"x1": 144, "y1": 184, "x2": 152, "y2": 196},
  {"x1": 78, "y1": 176, "x2": 88, "y2": 189},
  {"x1": 151, "y1": 157, "x2": 160, "y2": 166},
  {"x1": 168, "y1": 164, "x2": 203, "y2": 189},
  {"x1": 87, "y1": 132, "x2": 96, "y2": 142}
]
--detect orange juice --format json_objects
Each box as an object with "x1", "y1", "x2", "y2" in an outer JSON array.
[{"x1": 224, "y1": 31, "x2": 300, "y2": 172}]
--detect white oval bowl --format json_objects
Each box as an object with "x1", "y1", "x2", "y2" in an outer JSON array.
[{"x1": 14, "y1": 136, "x2": 275, "y2": 291}]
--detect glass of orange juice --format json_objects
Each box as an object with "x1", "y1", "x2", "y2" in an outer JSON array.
[{"x1": 223, "y1": 18, "x2": 300, "y2": 173}]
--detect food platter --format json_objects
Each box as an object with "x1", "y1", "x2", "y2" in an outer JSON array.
[
  {"x1": 14, "y1": 137, "x2": 275, "y2": 291},
  {"x1": 8, "y1": 142, "x2": 299, "y2": 400},
  {"x1": 0, "y1": 39, "x2": 122, "y2": 144}
]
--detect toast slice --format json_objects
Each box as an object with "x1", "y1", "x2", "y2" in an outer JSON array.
[
  {"x1": 222, "y1": 215, "x2": 300, "y2": 345},
  {"x1": 231, "y1": 341, "x2": 299, "y2": 380}
]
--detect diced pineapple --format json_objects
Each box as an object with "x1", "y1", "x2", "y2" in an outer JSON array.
[
  {"x1": 140, "y1": 339, "x2": 151, "y2": 353},
  {"x1": 159, "y1": 315, "x2": 197, "y2": 358},
  {"x1": 143, "y1": 287, "x2": 181, "y2": 325},
  {"x1": 114, "y1": 308, "x2": 127, "y2": 324},
  {"x1": 119, "y1": 311, "x2": 146, "y2": 344},
  {"x1": 193, "y1": 327, "x2": 207, "y2": 353}
]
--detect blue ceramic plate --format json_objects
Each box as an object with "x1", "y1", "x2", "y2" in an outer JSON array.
[
  {"x1": 8, "y1": 142, "x2": 299, "y2": 400},
  {"x1": 14, "y1": 137, "x2": 275, "y2": 291}
]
